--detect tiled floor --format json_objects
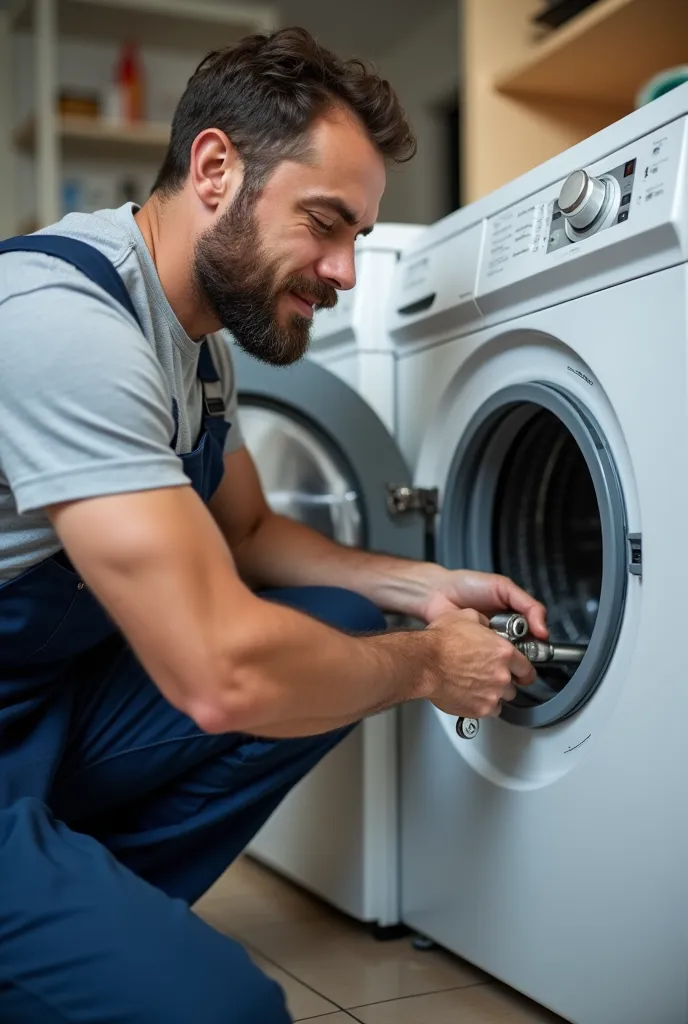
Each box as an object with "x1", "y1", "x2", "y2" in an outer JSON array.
[{"x1": 194, "y1": 856, "x2": 566, "y2": 1023}]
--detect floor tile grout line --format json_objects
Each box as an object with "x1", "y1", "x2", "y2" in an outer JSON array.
[
  {"x1": 244, "y1": 941, "x2": 348, "y2": 1014},
  {"x1": 344, "y1": 980, "x2": 490, "y2": 1012},
  {"x1": 294, "y1": 1013, "x2": 351, "y2": 1022},
  {"x1": 237, "y1": 931, "x2": 491, "y2": 1016},
  {"x1": 215, "y1": 873, "x2": 492, "y2": 1019},
  {"x1": 249, "y1": 944, "x2": 490, "y2": 1017}
]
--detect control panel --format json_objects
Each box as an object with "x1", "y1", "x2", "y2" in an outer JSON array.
[
  {"x1": 387, "y1": 222, "x2": 483, "y2": 343},
  {"x1": 476, "y1": 114, "x2": 688, "y2": 313},
  {"x1": 548, "y1": 157, "x2": 636, "y2": 251}
]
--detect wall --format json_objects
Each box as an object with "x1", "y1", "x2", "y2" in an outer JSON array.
[
  {"x1": 374, "y1": 1, "x2": 460, "y2": 226},
  {"x1": 0, "y1": 10, "x2": 14, "y2": 238}
]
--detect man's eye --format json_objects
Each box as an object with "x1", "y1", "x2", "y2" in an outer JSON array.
[{"x1": 310, "y1": 215, "x2": 333, "y2": 234}]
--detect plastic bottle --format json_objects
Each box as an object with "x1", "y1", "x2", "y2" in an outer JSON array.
[{"x1": 108, "y1": 42, "x2": 144, "y2": 122}]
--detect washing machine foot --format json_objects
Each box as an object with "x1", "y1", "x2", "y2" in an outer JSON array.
[
  {"x1": 371, "y1": 922, "x2": 411, "y2": 942},
  {"x1": 411, "y1": 933, "x2": 438, "y2": 951}
]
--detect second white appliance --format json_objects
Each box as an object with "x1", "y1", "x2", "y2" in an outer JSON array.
[{"x1": 239, "y1": 224, "x2": 425, "y2": 930}]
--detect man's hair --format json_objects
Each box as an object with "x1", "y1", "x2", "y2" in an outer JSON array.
[{"x1": 152, "y1": 26, "x2": 416, "y2": 197}]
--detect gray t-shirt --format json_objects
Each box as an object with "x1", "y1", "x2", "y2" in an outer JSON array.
[{"x1": 0, "y1": 203, "x2": 245, "y2": 582}]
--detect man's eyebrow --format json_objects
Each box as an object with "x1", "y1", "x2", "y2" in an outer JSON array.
[{"x1": 306, "y1": 195, "x2": 374, "y2": 237}]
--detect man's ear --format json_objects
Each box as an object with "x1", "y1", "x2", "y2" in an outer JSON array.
[{"x1": 189, "y1": 128, "x2": 244, "y2": 211}]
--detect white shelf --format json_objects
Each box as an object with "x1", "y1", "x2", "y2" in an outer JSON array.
[
  {"x1": 15, "y1": 114, "x2": 171, "y2": 160},
  {"x1": 10, "y1": 0, "x2": 277, "y2": 53},
  {"x1": 7, "y1": 0, "x2": 279, "y2": 229}
]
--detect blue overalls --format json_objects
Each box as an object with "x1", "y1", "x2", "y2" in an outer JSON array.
[{"x1": 0, "y1": 236, "x2": 386, "y2": 1023}]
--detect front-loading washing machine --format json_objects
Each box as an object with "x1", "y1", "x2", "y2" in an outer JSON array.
[
  {"x1": 233, "y1": 224, "x2": 425, "y2": 930},
  {"x1": 308, "y1": 223, "x2": 423, "y2": 435},
  {"x1": 389, "y1": 84, "x2": 688, "y2": 1022}
]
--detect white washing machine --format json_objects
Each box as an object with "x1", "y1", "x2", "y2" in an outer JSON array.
[
  {"x1": 308, "y1": 223, "x2": 423, "y2": 435},
  {"x1": 390, "y1": 85, "x2": 688, "y2": 1022},
  {"x1": 233, "y1": 223, "x2": 426, "y2": 930}
]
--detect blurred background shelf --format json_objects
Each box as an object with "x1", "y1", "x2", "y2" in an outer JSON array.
[
  {"x1": 9, "y1": 0, "x2": 276, "y2": 53},
  {"x1": 1, "y1": 0, "x2": 277, "y2": 234},
  {"x1": 1, "y1": 0, "x2": 683, "y2": 232},
  {"x1": 496, "y1": 0, "x2": 688, "y2": 107},
  {"x1": 462, "y1": 0, "x2": 688, "y2": 203},
  {"x1": 15, "y1": 113, "x2": 171, "y2": 160}
]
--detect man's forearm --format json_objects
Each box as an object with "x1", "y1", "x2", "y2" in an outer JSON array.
[
  {"x1": 224, "y1": 597, "x2": 434, "y2": 736},
  {"x1": 230, "y1": 510, "x2": 441, "y2": 617}
]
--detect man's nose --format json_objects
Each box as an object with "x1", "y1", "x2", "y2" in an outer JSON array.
[{"x1": 316, "y1": 247, "x2": 356, "y2": 291}]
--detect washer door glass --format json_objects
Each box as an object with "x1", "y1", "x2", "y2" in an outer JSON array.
[
  {"x1": 240, "y1": 401, "x2": 364, "y2": 547},
  {"x1": 440, "y1": 383, "x2": 628, "y2": 728}
]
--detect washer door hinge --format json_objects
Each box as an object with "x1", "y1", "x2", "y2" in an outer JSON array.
[
  {"x1": 628, "y1": 533, "x2": 642, "y2": 576},
  {"x1": 386, "y1": 485, "x2": 439, "y2": 521}
]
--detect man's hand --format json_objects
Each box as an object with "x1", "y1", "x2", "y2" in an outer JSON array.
[
  {"x1": 420, "y1": 608, "x2": 537, "y2": 718},
  {"x1": 414, "y1": 566, "x2": 548, "y2": 640}
]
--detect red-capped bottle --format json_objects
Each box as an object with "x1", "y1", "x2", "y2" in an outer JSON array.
[{"x1": 115, "y1": 42, "x2": 144, "y2": 122}]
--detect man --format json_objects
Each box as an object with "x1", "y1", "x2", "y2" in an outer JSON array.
[{"x1": 0, "y1": 27, "x2": 547, "y2": 1023}]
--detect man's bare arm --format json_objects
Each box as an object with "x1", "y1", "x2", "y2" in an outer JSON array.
[{"x1": 49, "y1": 486, "x2": 530, "y2": 735}]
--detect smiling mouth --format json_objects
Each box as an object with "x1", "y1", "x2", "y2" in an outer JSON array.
[{"x1": 289, "y1": 292, "x2": 316, "y2": 318}]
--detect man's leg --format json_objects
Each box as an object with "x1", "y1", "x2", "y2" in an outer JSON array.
[
  {"x1": 0, "y1": 797, "x2": 289, "y2": 1023},
  {"x1": 51, "y1": 587, "x2": 386, "y2": 904}
]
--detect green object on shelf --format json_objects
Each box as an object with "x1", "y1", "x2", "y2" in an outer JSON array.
[{"x1": 636, "y1": 67, "x2": 688, "y2": 108}]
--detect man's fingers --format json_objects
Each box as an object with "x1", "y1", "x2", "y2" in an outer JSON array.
[
  {"x1": 487, "y1": 682, "x2": 519, "y2": 720},
  {"x1": 503, "y1": 682, "x2": 518, "y2": 703},
  {"x1": 527, "y1": 602, "x2": 549, "y2": 639},
  {"x1": 509, "y1": 648, "x2": 536, "y2": 685},
  {"x1": 516, "y1": 596, "x2": 548, "y2": 639},
  {"x1": 454, "y1": 608, "x2": 490, "y2": 628},
  {"x1": 497, "y1": 578, "x2": 549, "y2": 639}
]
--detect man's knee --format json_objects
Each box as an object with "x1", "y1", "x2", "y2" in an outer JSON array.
[{"x1": 321, "y1": 587, "x2": 387, "y2": 633}]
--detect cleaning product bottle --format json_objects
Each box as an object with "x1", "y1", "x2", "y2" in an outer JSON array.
[{"x1": 108, "y1": 42, "x2": 144, "y2": 122}]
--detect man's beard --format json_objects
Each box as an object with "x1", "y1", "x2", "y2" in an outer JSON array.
[{"x1": 193, "y1": 189, "x2": 337, "y2": 366}]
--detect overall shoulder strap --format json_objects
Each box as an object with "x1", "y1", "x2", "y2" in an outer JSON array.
[
  {"x1": 197, "y1": 337, "x2": 226, "y2": 419},
  {"x1": 0, "y1": 234, "x2": 141, "y2": 328}
]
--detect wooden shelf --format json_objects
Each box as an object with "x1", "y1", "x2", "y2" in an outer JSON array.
[
  {"x1": 10, "y1": 0, "x2": 276, "y2": 53},
  {"x1": 496, "y1": 0, "x2": 688, "y2": 108},
  {"x1": 15, "y1": 114, "x2": 171, "y2": 160}
]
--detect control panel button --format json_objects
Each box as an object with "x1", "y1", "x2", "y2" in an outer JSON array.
[
  {"x1": 558, "y1": 169, "x2": 607, "y2": 232},
  {"x1": 558, "y1": 169, "x2": 589, "y2": 213}
]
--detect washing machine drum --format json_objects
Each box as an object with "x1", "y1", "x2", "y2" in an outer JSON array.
[
  {"x1": 441, "y1": 383, "x2": 628, "y2": 728},
  {"x1": 494, "y1": 408, "x2": 600, "y2": 685}
]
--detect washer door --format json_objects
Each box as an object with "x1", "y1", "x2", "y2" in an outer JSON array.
[
  {"x1": 232, "y1": 348, "x2": 425, "y2": 561},
  {"x1": 439, "y1": 382, "x2": 629, "y2": 728},
  {"x1": 240, "y1": 403, "x2": 363, "y2": 546}
]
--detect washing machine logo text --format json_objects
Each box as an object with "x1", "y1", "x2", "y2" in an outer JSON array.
[{"x1": 566, "y1": 365, "x2": 594, "y2": 387}]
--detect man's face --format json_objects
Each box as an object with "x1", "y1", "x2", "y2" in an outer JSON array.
[{"x1": 193, "y1": 109, "x2": 385, "y2": 366}]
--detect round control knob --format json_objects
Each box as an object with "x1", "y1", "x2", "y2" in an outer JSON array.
[{"x1": 558, "y1": 169, "x2": 607, "y2": 232}]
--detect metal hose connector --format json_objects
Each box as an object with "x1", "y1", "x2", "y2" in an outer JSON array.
[{"x1": 515, "y1": 639, "x2": 587, "y2": 664}]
